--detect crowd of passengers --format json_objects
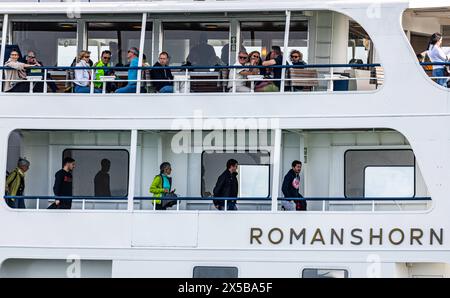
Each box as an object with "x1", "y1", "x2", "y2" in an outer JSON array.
[
  {"x1": 5, "y1": 157, "x2": 306, "y2": 211},
  {"x1": 2, "y1": 45, "x2": 307, "y2": 93}
]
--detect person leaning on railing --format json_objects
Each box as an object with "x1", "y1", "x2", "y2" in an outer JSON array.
[
  {"x1": 3, "y1": 49, "x2": 39, "y2": 92},
  {"x1": 74, "y1": 50, "x2": 101, "y2": 93}
]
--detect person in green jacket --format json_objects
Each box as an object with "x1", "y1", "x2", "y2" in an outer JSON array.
[
  {"x1": 94, "y1": 50, "x2": 116, "y2": 91},
  {"x1": 5, "y1": 158, "x2": 30, "y2": 209},
  {"x1": 150, "y1": 162, "x2": 174, "y2": 210}
]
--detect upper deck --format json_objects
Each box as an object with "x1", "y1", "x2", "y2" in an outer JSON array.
[{"x1": 0, "y1": 0, "x2": 447, "y2": 123}]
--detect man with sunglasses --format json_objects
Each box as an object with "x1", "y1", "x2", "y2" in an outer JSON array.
[
  {"x1": 228, "y1": 51, "x2": 258, "y2": 92},
  {"x1": 289, "y1": 50, "x2": 307, "y2": 91},
  {"x1": 116, "y1": 47, "x2": 140, "y2": 93},
  {"x1": 94, "y1": 50, "x2": 116, "y2": 92},
  {"x1": 25, "y1": 51, "x2": 57, "y2": 93}
]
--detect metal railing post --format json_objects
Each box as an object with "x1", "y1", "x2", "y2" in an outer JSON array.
[
  {"x1": 90, "y1": 69, "x2": 95, "y2": 94},
  {"x1": 184, "y1": 68, "x2": 188, "y2": 94},
  {"x1": 232, "y1": 68, "x2": 236, "y2": 93},
  {"x1": 329, "y1": 67, "x2": 334, "y2": 92},
  {"x1": 0, "y1": 14, "x2": 8, "y2": 93},
  {"x1": 280, "y1": 10, "x2": 291, "y2": 93},
  {"x1": 43, "y1": 69, "x2": 48, "y2": 94}
]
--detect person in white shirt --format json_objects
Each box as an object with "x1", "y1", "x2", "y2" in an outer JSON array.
[
  {"x1": 427, "y1": 32, "x2": 449, "y2": 87},
  {"x1": 228, "y1": 51, "x2": 258, "y2": 92},
  {"x1": 74, "y1": 50, "x2": 101, "y2": 93}
]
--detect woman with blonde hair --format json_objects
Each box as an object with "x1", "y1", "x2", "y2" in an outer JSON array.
[{"x1": 74, "y1": 50, "x2": 101, "y2": 93}]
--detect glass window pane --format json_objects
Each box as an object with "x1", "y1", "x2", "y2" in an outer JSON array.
[
  {"x1": 88, "y1": 22, "x2": 146, "y2": 66},
  {"x1": 201, "y1": 151, "x2": 270, "y2": 197},
  {"x1": 288, "y1": 19, "x2": 309, "y2": 63},
  {"x1": 241, "y1": 21, "x2": 308, "y2": 61},
  {"x1": 302, "y1": 268, "x2": 348, "y2": 278},
  {"x1": 193, "y1": 266, "x2": 238, "y2": 278},
  {"x1": 12, "y1": 21, "x2": 77, "y2": 66},
  {"x1": 344, "y1": 150, "x2": 415, "y2": 198},
  {"x1": 162, "y1": 22, "x2": 229, "y2": 66},
  {"x1": 238, "y1": 165, "x2": 270, "y2": 198},
  {"x1": 62, "y1": 149, "x2": 129, "y2": 197},
  {"x1": 364, "y1": 166, "x2": 415, "y2": 197},
  {"x1": 348, "y1": 20, "x2": 372, "y2": 64}
]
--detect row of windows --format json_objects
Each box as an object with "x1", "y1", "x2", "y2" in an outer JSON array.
[
  {"x1": 0, "y1": 14, "x2": 372, "y2": 67},
  {"x1": 9, "y1": 148, "x2": 416, "y2": 199}
]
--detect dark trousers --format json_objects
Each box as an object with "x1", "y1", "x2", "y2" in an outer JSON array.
[
  {"x1": 48, "y1": 200, "x2": 72, "y2": 209},
  {"x1": 295, "y1": 200, "x2": 307, "y2": 211},
  {"x1": 7, "y1": 82, "x2": 31, "y2": 92},
  {"x1": 5, "y1": 198, "x2": 26, "y2": 209},
  {"x1": 214, "y1": 200, "x2": 237, "y2": 211}
]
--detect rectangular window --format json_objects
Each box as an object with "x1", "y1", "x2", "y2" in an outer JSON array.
[
  {"x1": 162, "y1": 22, "x2": 229, "y2": 66},
  {"x1": 238, "y1": 165, "x2": 270, "y2": 198},
  {"x1": 344, "y1": 149, "x2": 415, "y2": 198},
  {"x1": 62, "y1": 149, "x2": 129, "y2": 197},
  {"x1": 201, "y1": 151, "x2": 270, "y2": 198},
  {"x1": 12, "y1": 21, "x2": 77, "y2": 66},
  {"x1": 302, "y1": 268, "x2": 348, "y2": 278},
  {"x1": 193, "y1": 266, "x2": 238, "y2": 278},
  {"x1": 348, "y1": 20, "x2": 372, "y2": 64},
  {"x1": 87, "y1": 21, "x2": 147, "y2": 66},
  {"x1": 241, "y1": 21, "x2": 308, "y2": 61},
  {"x1": 364, "y1": 166, "x2": 415, "y2": 197}
]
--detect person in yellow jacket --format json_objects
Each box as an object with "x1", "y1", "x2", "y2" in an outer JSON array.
[
  {"x1": 150, "y1": 162, "x2": 175, "y2": 210},
  {"x1": 94, "y1": 50, "x2": 116, "y2": 91},
  {"x1": 5, "y1": 158, "x2": 30, "y2": 208}
]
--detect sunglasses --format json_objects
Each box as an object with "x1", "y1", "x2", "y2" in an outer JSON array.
[
  {"x1": 239, "y1": 56, "x2": 248, "y2": 59},
  {"x1": 103, "y1": 56, "x2": 111, "y2": 60},
  {"x1": 291, "y1": 55, "x2": 300, "y2": 59},
  {"x1": 252, "y1": 55, "x2": 260, "y2": 58},
  {"x1": 27, "y1": 56, "x2": 36, "y2": 59}
]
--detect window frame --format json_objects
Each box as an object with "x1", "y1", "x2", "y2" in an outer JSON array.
[
  {"x1": 343, "y1": 148, "x2": 416, "y2": 199},
  {"x1": 200, "y1": 149, "x2": 271, "y2": 199},
  {"x1": 362, "y1": 164, "x2": 416, "y2": 198},
  {"x1": 193, "y1": 266, "x2": 239, "y2": 278},
  {"x1": 301, "y1": 268, "x2": 349, "y2": 278},
  {"x1": 62, "y1": 147, "x2": 131, "y2": 197}
]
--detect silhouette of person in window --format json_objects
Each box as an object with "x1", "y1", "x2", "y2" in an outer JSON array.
[
  {"x1": 94, "y1": 158, "x2": 111, "y2": 197},
  {"x1": 186, "y1": 32, "x2": 220, "y2": 67}
]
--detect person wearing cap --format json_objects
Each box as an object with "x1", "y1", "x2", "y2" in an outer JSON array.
[
  {"x1": 116, "y1": 47, "x2": 140, "y2": 93},
  {"x1": 5, "y1": 158, "x2": 30, "y2": 209}
]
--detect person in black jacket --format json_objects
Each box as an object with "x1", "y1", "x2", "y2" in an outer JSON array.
[
  {"x1": 48, "y1": 157, "x2": 75, "y2": 209},
  {"x1": 213, "y1": 159, "x2": 239, "y2": 211},
  {"x1": 150, "y1": 52, "x2": 174, "y2": 93},
  {"x1": 281, "y1": 160, "x2": 307, "y2": 211}
]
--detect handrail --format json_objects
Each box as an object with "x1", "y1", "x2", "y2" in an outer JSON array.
[
  {"x1": 4, "y1": 195, "x2": 431, "y2": 201},
  {"x1": 0, "y1": 63, "x2": 382, "y2": 71}
]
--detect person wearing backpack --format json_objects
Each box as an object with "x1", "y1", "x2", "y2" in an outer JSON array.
[
  {"x1": 150, "y1": 162, "x2": 177, "y2": 210},
  {"x1": 5, "y1": 158, "x2": 30, "y2": 208}
]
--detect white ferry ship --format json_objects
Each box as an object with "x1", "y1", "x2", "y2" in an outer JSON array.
[{"x1": 0, "y1": 0, "x2": 449, "y2": 278}]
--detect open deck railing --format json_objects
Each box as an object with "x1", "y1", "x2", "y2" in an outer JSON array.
[
  {"x1": 0, "y1": 63, "x2": 384, "y2": 94},
  {"x1": 3, "y1": 195, "x2": 431, "y2": 212}
]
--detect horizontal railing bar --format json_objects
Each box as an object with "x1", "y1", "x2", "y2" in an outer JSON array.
[
  {"x1": 0, "y1": 63, "x2": 382, "y2": 71},
  {"x1": 4, "y1": 196, "x2": 431, "y2": 201}
]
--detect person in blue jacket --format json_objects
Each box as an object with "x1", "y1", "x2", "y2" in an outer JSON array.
[{"x1": 116, "y1": 47, "x2": 140, "y2": 93}]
